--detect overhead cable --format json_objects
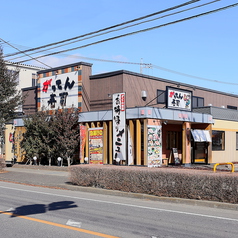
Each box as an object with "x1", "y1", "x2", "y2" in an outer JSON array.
[
  {"x1": 4, "y1": 0, "x2": 201, "y2": 58},
  {"x1": 15, "y1": 3, "x2": 238, "y2": 65},
  {"x1": 8, "y1": 0, "x2": 220, "y2": 61},
  {"x1": 0, "y1": 38, "x2": 52, "y2": 68},
  {"x1": 152, "y1": 64, "x2": 238, "y2": 86}
]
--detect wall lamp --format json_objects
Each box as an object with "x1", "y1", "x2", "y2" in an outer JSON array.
[{"x1": 141, "y1": 90, "x2": 147, "y2": 101}]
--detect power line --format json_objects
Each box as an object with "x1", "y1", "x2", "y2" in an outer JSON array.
[
  {"x1": 4, "y1": 0, "x2": 201, "y2": 59},
  {"x1": 152, "y1": 64, "x2": 238, "y2": 86},
  {"x1": 15, "y1": 3, "x2": 238, "y2": 65},
  {"x1": 0, "y1": 38, "x2": 52, "y2": 68},
  {"x1": 73, "y1": 55, "x2": 238, "y2": 86},
  {"x1": 8, "y1": 0, "x2": 219, "y2": 62}
]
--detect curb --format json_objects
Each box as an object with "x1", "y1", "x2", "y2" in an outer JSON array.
[{"x1": 57, "y1": 183, "x2": 238, "y2": 211}]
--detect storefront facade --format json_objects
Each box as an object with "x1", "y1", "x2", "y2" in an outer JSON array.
[
  {"x1": 4, "y1": 61, "x2": 238, "y2": 165},
  {"x1": 79, "y1": 106, "x2": 213, "y2": 166}
]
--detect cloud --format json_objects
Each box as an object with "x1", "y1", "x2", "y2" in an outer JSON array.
[
  {"x1": 29, "y1": 53, "x2": 85, "y2": 68},
  {"x1": 111, "y1": 55, "x2": 128, "y2": 62}
]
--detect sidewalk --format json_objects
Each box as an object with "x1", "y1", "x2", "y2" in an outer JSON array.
[{"x1": 0, "y1": 165, "x2": 70, "y2": 189}]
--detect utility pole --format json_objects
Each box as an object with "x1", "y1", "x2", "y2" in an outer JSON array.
[{"x1": 140, "y1": 58, "x2": 152, "y2": 74}]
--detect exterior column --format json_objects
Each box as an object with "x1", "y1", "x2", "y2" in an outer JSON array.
[
  {"x1": 143, "y1": 119, "x2": 148, "y2": 166},
  {"x1": 136, "y1": 119, "x2": 141, "y2": 165},
  {"x1": 205, "y1": 124, "x2": 212, "y2": 164},
  {"x1": 108, "y1": 121, "x2": 113, "y2": 164},
  {"x1": 103, "y1": 122, "x2": 108, "y2": 164},
  {"x1": 128, "y1": 120, "x2": 135, "y2": 165},
  {"x1": 84, "y1": 123, "x2": 89, "y2": 162},
  {"x1": 182, "y1": 122, "x2": 191, "y2": 165}
]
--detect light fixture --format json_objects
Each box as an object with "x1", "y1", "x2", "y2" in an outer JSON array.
[
  {"x1": 141, "y1": 90, "x2": 147, "y2": 101},
  {"x1": 163, "y1": 120, "x2": 168, "y2": 125}
]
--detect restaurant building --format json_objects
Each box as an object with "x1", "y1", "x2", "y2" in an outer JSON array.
[{"x1": 5, "y1": 62, "x2": 238, "y2": 166}]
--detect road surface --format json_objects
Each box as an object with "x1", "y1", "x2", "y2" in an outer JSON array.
[{"x1": 0, "y1": 181, "x2": 237, "y2": 238}]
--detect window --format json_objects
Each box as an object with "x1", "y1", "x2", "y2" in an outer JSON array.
[
  {"x1": 227, "y1": 105, "x2": 237, "y2": 110},
  {"x1": 166, "y1": 131, "x2": 182, "y2": 150},
  {"x1": 212, "y1": 130, "x2": 225, "y2": 151},
  {"x1": 157, "y1": 90, "x2": 165, "y2": 104},
  {"x1": 236, "y1": 132, "x2": 238, "y2": 150},
  {"x1": 192, "y1": 96, "x2": 204, "y2": 108},
  {"x1": 32, "y1": 73, "x2": 36, "y2": 87}
]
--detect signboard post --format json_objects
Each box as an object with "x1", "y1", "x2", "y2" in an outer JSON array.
[
  {"x1": 88, "y1": 128, "x2": 103, "y2": 164},
  {"x1": 147, "y1": 125, "x2": 162, "y2": 167},
  {"x1": 170, "y1": 148, "x2": 181, "y2": 165}
]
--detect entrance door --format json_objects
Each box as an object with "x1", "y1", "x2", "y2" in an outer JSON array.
[{"x1": 192, "y1": 142, "x2": 208, "y2": 164}]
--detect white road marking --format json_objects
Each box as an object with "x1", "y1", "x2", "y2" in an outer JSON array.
[
  {"x1": 6, "y1": 207, "x2": 14, "y2": 212},
  {"x1": 0, "y1": 184, "x2": 237, "y2": 222},
  {"x1": 66, "y1": 219, "x2": 82, "y2": 228}
]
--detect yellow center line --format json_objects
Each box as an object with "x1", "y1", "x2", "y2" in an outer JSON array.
[{"x1": 0, "y1": 211, "x2": 119, "y2": 238}]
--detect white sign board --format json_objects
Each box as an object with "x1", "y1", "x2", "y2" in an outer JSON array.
[
  {"x1": 40, "y1": 71, "x2": 78, "y2": 110},
  {"x1": 167, "y1": 87, "x2": 192, "y2": 111}
]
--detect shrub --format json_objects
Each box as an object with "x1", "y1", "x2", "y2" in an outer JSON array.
[
  {"x1": 0, "y1": 158, "x2": 6, "y2": 171},
  {"x1": 69, "y1": 165, "x2": 238, "y2": 204}
]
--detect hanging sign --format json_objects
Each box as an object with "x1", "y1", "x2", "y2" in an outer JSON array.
[{"x1": 166, "y1": 87, "x2": 192, "y2": 111}]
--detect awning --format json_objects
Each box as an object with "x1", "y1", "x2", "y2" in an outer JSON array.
[{"x1": 191, "y1": 130, "x2": 212, "y2": 142}]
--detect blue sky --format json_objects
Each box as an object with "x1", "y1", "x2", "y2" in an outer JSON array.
[{"x1": 1, "y1": 0, "x2": 238, "y2": 94}]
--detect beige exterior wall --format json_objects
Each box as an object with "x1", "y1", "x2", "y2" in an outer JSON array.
[
  {"x1": 6, "y1": 63, "x2": 43, "y2": 90},
  {"x1": 212, "y1": 119, "x2": 238, "y2": 163}
]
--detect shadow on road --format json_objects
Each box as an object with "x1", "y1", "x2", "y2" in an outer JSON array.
[{"x1": 8, "y1": 201, "x2": 77, "y2": 217}]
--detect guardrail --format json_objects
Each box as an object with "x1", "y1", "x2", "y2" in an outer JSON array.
[{"x1": 213, "y1": 162, "x2": 235, "y2": 173}]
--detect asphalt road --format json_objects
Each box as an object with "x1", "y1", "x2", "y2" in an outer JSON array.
[{"x1": 0, "y1": 180, "x2": 237, "y2": 238}]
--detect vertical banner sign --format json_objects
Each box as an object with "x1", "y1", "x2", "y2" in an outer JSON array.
[
  {"x1": 79, "y1": 125, "x2": 86, "y2": 163},
  {"x1": 113, "y1": 93, "x2": 126, "y2": 162},
  {"x1": 147, "y1": 125, "x2": 162, "y2": 167},
  {"x1": 88, "y1": 128, "x2": 103, "y2": 164}
]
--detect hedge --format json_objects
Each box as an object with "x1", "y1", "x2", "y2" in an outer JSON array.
[
  {"x1": 69, "y1": 165, "x2": 238, "y2": 204},
  {"x1": 0, "y1": 158, "x2": 6, "y2": 171}
]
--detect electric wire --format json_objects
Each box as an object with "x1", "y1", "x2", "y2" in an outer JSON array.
[
  {"x1": 14, "y1": 3, "x2": 238, "y2": 65},
  {"x1": 7, "y1": 0, "x2": 220, "y2": 61},
  {"x1": 4, "y1": 0, "x2": 201, "y2": 58},
  {"x1": 152, "y1": 64, "x2": 238, "y2": 86},
  {"x1": 46, "y1": 53, "x2": 238, "y2": 86},
  {"x1": 0, "y1": 38, "x2": 52, "y2": 68}
]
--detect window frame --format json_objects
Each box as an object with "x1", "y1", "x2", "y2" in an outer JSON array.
[
  {"x1": 236, "y1": 132, "x2": 238, "y2": 150},
  {"x1": 212, "y1": 130, "x2": 225, "y2": 151},
  {"x1": 192, "y1": 96, "x2": 204, "y2": 108},
  {"x1": 157, "y1": 89, "x2": 166, "y2": 104}
]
